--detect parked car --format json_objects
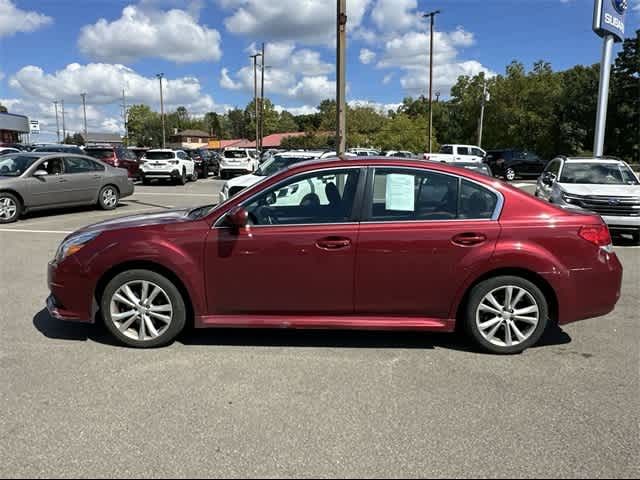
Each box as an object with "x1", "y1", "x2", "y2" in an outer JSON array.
[
  {"x1": 219, "y1": 151, "x2": 323, "y2": 202},
  {"x1": 139, "y1": 149, "x2": 197, "y2": 185},
  {"x1": 46, "y1": 157, "x2": 622, "y2": 354},
  {"x1": 452, "y1": 162, "x2": 493, "y2": 177},
  {"x1": 84, "y1": 144, "x2": 140, "y2": 179},
  {"x1": 185, "y1": 148, "x2": 217, "y2": 178},
  {"x1": 535, "y1": 156, "x2": 640, "y2": 243},
  {"x1": 383, "y1": 150, "x2": 416, "y2": 158},
  {"x1": 485, "y1": 149, "x2": 548, "y2": 181},
  {"x1": 32, "y1": 145, "x2": 84, "y2": 155},
  {"x1": 348, "y1": 148, "x2": 381, "y2": 157},
  {"x1": 424, "y1": 145, "x2": 486, "y2": 164},
  {"x1": 219, "y1": 148, "x2": 259, "y2": 179},
  {"x1": 129, "y1": 147, "x2": 149, "y2": 160},
  {"x1": 0, "y1": 153, "x2": 134, "y2": 223},
  {"x1": 0, "y1": 147, "x2": 21, "y2": 156}
]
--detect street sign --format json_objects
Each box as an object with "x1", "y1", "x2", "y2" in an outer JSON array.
[
  {"x1": 593, "y1": 0, "x2": 628, "y2": 42},
  {"x1": 29, "y1": 119, "x2": 40, "y2": 134}
]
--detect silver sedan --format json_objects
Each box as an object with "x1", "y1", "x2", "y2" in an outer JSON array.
[{"x1": 0, "y1": 152, "x2": 134, "y2": 223}]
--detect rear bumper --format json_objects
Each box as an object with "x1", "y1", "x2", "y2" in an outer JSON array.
[
  {"x1": 140, "y1": 169, "x2": 180, "y2": 179},
  {"x1": 553, "y1": 249, "x2": 623, "y2": 325}
]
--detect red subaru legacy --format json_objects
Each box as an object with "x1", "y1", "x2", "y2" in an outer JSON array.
[{"x1": 47, "y1": 158, "x2": 622, "y2": 354}]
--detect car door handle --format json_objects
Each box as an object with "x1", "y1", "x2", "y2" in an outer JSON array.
[
  {"x1": 452, "y1": 232, "x2": 487, "y2": 246},
  {"x1": 316, "y1": 237, "x2": 352, "y2": 250},
  {"x1": 57, "y1": 178, "x2": 68, "y2": 183}
]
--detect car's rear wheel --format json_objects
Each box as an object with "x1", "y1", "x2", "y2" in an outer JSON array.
[
  {"x1": 177, "y1": 168, "x2": 187, "y2": 185},
  {"x1": 98, "y1": 185, "x2": 119, "y2": 210},
  {"x1": 505, "y1": 168, "x2": 516, "y2": 181},
  {"x1": 465, "y1": 276, "x2": 548, "y2": 354},
  {"x1": 0, "y1": 192, "x2": 21, "y2": 223},
  {"x1": 101, "y1": 269, "x2": 186, "y2": 348}
]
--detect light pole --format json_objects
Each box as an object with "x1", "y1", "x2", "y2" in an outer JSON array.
[
  {"x1": 61, "y1": 99, "x2": 67, "y2": 142},
  {"x1": 423, "y1": 9, "x2": 440, "y2": 154},
  {"x1": 250, "y1": 52, "x2": 262, "y2": 149},
  {"x1": 80, "y1": 93, "x2": 88, "y2": 137},
  {"x1": 336, "y1": 0, "x2": 347, "y2": 157},
  {"x1": 478, "y1": 76, "x2": 488, "y2": 148},
  {"x1": 53, "y1": 101, "x2": 60, "y2": 143},
  {"x1": 156, "y1": 73, "x2": 165, "y2": 148},
  {"x1": 259, "y1": 42, "x2": 266, "y2": 153}
]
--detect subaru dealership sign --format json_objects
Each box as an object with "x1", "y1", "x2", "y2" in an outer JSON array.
[{"x1": 593, "y1": 0, "x2": 628, "y2": 42}]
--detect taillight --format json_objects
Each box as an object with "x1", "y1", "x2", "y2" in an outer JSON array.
[{"x1": 579, "y1": 225, "x2": 612, "y2": 248}]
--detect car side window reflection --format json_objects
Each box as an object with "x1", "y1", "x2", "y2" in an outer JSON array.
[
  {"x1": 244, "y1": 169, "x2": 360, "y2": 226},
  {"x1": 37, "y1": 158, "x2": 65, "y2": 175}
]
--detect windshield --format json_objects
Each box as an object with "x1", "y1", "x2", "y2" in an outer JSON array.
[
  {"x1": 145, "y1": 151, "x2": 175, "y2": 160},
  {"x1": 0, "y1": 155, "x2": 40, "y2": 176},
  {"x1": 34, "y1": 146, "x2": 82, "y2": 153},
  {"x1": 224, "y1": 150, "x2": 248, "y2": 159},
  {"x1": 85, "y1": 148, "x2": 114, "y2": 159},
  {"x1": 559, "y1": 163, "x2": 639, "y2": 185},
  {"x1": 255, "y1": 156, "x2": 312, "y2": 177}
]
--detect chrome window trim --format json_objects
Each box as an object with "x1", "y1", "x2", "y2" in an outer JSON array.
[{"x1": 213, "y1": 164, "x2": 505, "y2": 228}]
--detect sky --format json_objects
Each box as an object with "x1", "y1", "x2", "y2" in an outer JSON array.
[{"x1": 0, "y1": 0, "x2": 638, "y2": 142}]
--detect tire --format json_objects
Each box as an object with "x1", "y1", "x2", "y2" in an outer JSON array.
[
  {"x1": 98, "y1": 185, "x2": 119, "y2": 210},
  {"x1": 505, "y1": 168, "x2": 516, "y2": 181},
  {"x1": 177, "y1": 168, "x2": 187, "y2": 186},
  {"x1": 631, "y1": 231, "x2": 640, "y2": 245},
  {"x1": 142, "y1": 177, "x2": 151, "y2": 186},
  {"x1": 220, "y1": 171, "x2": 227, "y2": 180},
  {"x1": 101, "y1": 269, "x2": 187, "y2": 348},
  {"x1": 0, "y1": 192, "x2": 21, "y2": 224},
  {"x1": 465, "y1": 276, "x2": 549, "y2": 354},
  {"x1": 190, "y1": 169, "x2": 198, "y2": 182}
]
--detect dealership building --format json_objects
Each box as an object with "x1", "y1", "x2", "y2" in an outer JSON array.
[{"x1": 0, "y1": 112, "x2": 29, "y2": 144}]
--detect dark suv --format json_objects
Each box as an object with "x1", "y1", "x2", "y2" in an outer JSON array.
[
  {"x1": 485, "y1": 149, "x2": 548, "y2": 181},
  {"x1": 185, "y1": 148, "x2": 218, "y2": 178},
  {"x1": 84, "y1": 145, "x2": 140, "y2": 179}
]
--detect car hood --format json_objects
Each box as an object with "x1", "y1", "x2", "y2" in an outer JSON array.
[
  {"x1": 79, "y1": 208, "x2": 191, "y2": 233},
  {"x1": 559, "y1": 183, "x2": 640, "y2": 197},
  {"x1": 226, "y1": 173, "x2": 263, "y2": 188}
]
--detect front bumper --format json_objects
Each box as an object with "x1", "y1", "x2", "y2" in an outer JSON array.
[
  {"x1": 601, "y1": 215, "x2": 640, "y2": 232},
  {"x1": 47, "y1": 260, "x2": 96, "y2": 323}
]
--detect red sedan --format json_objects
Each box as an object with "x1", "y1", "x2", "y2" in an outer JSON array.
[{"x1": 47, "y1": 158, "x2": 622, "y2": 354}]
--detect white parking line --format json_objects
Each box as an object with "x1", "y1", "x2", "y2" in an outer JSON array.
[
  {"x1": 0, "y1": 228, "x2": 71, "y2": 234},
  {"x1": 513, "y1": 183, "x2": 534, "y2": 188}
]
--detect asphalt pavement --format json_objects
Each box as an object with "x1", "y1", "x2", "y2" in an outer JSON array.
[{"x1": 0, "y1": 178, "x2": 638, "y2": 478}]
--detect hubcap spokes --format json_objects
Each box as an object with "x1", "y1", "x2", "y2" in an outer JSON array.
[
  {"x1": 110, "y1": 280, "x2": 172, "y2": 341},
  {"x1": 0, "y1": 198, "x2": 17, "y2": 219},
  {"x1": 103, "y1": 189, "x2": 117, "y2": 207},
  {"x1": 476, "y1": 286, "x2": 539, "y2": 348}
]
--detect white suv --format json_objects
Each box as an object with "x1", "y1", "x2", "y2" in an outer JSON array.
[
  {"x1": 219, "y1": 149, "x2": 259, "y2": 179},
  {"x1": 140, "y1": 149, "x2": 197, "y2": 185}
]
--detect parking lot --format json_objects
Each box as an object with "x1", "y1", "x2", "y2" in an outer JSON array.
[{"x1": 1, "y1": 178, "x2": 638, "y2": 478}]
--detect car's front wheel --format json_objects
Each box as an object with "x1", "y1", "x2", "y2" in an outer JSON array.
[
  {"x1": 0, "y1": 192, "x2": 21, "y2": 223},
  {"x1": 101, "y1": 269, "x2": 187, "y2": 348},
  {"x1": 505, "y1": 168, "x2": 517, "y2": 181},
  {"x1": 465, "y1": 276, "x2": 548, "y2": 354},
  {"x1": 190, "y1": 169, "x2": 198, "y2": 182}
]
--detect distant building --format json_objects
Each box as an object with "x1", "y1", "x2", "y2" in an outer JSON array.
[
  {"x1": 168, "y1": 129, "x2": 214, "y2": 149},
  {"x1": 213, "y1": 132, "x2": 306, "y2": 150},
  {"x1": 0, "y1": 112, "x2": 29, "y2": 144},
  {"x1": 81, "y1": 132, "x2": 123, "y2": 145}
]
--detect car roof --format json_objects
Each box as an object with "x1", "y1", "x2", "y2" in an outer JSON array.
[
  {"x1": 563, "y1": 157, "x2": 625, "y2": 164},
  {"x1": 147, "y1": 149, "x2": 176, "y2": 152}
]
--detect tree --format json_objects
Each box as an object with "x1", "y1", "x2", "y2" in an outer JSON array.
[
  {"x1": 227, "y1": 108, "x2": 247, "y2": 139},
  {"x1": 204, "y1": 112, "x2": 222, "y2": 138},
  {"x1": 72, "y1": 133, "x2": 85, "y2": 145},
  {"x1": 374, "y1": 114, "x2": 430, "y2": 153},
  {"x1": 0, "y1": 103, "x2": 7, "y2": 113},
  {"x1": 127, "y1": 104, "x2": 162, "y2": 147},
  {"x1": 277, "y1": 111, "x2": 298, "y2": 133}
]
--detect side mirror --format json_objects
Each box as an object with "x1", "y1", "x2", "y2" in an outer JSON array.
[
  {"x1": 228, "y1": 207, "x2": 251, "y2": 235},
  {"x1": 33, "y1": 170, "x2": 48, "y2": 178},
  {"x1": 541, "y1": 172, "x2": 556, "y2": 186}
]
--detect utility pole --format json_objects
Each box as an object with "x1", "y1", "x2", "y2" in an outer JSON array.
[
  {"x1": 478, "y1": 77, "x2": 488, "y2": 148},
  {"x1": 80, "y1": 93, "x2": 88, "y2": 137},
  {"x1": 259, "y1": 42, "x2": 266, "y2": 154},
  {"x1": 53, "y1": 101, "x2": 60, "y2": 143},
  {"x1": 423, "y1": 9, "x2": 440, "y2": 154},
  {"x1": 61, "y1": 99, "x2": 67, "y2": 142},
  {"x1": 336, "y1": 0, "x2": 347, "y2": 157},
  {"x1": 250, "y1": 52, "x2": 262, "y2": 150},
  {"x1": 156, "y1": 73, "x2": 165, "y2": 148},
  {"x1": 122, "y1": 89, "x2": 128, "y2": 146},
  {"x1": 593, "y1": 34, "x2": 615, "y2": 156}
]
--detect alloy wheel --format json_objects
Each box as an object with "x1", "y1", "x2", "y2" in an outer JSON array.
[
  {"x1": 475, "y1": 285, "x2": 539, "y2": 348},
  {"x1": 109, "y1": 280, "x2": 173, "y2": 341},
  {"x1": 102, "y1": 188, "x2": 118, "y2": 208},
  {"x1": 0, "y1": 197, "x2": 18, "y2": 221},
  {"x1": 506, "y1": 169, "x2": 516, "y2": 181}
]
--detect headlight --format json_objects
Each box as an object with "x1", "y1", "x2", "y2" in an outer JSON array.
[
  {"x1": 561, "y1": 193, "x2": 579, "y2": 205},
  {"x1": 55, "y1": 231, "x2": 101, "y2": 263}
]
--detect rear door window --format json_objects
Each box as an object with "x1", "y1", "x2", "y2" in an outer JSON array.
[
  {"x1": 439, "y1": 146, "x2": 453, "y2": 155},
  {"x1": 457, "y1": 147, "x2": 471, "y2": 156},
  {"x1": 63, "y1": 157, "x2": 97, "y2": 174}
]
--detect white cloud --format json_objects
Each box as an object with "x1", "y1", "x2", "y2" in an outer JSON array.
[
  {"x1": 274, "y1": 104, "x2": 318, "y2": 116},
  {"x1": 9, "y1": 63, "x2": 228, "y2": 117},
  {"x1": 223, "y1": 0, "x2": 371, "y2": 45},
  {"x1": 0, "y1": 0, "x2": 52, "y2": 37},
  {"x1": 348, "y1": 100, "x2": 401, "y2": 114},
  {"x1": 288, "y1": 76, "x2": 335, "y2": 105},
  {"x1": 0, "y1": 70, "x2": 5, "y2": 81},
  {"x1": 382, "y1": 73, "x2": 394, "y2": 85},
  {"x1": 633, "y1": 0, "x2": 640, "y2": 11},
  {"x1": 78, "y1": 4, "x2": 222, "y2": 63},
  {"x1": 359, "y1": 48, "x2": 376, "y2": 65},
  {"x1": 371, "y1": 0, "x2": 419, "y2": 32},
  {"x1": 400, "y1": 60, "x2": 492, "y2": 95}
]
